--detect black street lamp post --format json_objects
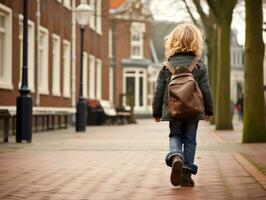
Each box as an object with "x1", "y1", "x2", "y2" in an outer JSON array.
[
  {"x1": 16, "y1": 0, "x2": 32, "y2": 143},
  {"x1": 76, "y1": 27, "x2": 86, "y2": 132},
  {"x1": 75, "y1": 2, "x2": 93, "y2": 132}
]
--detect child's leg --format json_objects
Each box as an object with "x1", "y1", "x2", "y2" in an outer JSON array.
[
  {"x1": 182, "y1": 120, "x2": 199, "y2": 175},
  {"x1": 166, "y1": 121, "x2": 185, "y2": 186},
  {"x1": 165, "y1": 121, "x2": 184, "y2": 167}
]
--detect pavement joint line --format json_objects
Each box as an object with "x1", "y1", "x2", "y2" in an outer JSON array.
[
  {"x1": 233, "y1": 152, "x2": 266, "y2": 191},
  {"x1": 212, "y1": 131, "x2": 225, "y2": 144},
  {"x1": 206, "y1": 122, "x2": 225, "y2": 144}
]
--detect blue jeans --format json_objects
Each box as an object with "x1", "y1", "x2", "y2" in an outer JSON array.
[{"x1": 165, "y1": 120, "x2": 199, "y2": 175}]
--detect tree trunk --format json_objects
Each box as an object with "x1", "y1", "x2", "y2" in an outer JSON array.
[
  {"x1": 215, "y1": 21, "x2": 233, "y2": 130},
  {"x1": 205, "y1": 30, "x2": 217, "y2": 125},
  {"x1": 210, "y1": 29, "x2": 218, "y2": 125},
  {"x1": 207, "y1": 0, "x2": 237, "y2": 130},
  {"x1": 206, "y1": 36, "x2": 213, "y2": 86},
  {"x1": 243, "y1": 0, "x2": 266, "y2": 142}
]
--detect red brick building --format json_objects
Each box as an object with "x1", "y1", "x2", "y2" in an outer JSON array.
[
  {"x1": 109, "y1": 0, "x2": 156, "y2": 114},
  {"x1": 0, "y1": 0, "x2": 109, "y2": 110}
]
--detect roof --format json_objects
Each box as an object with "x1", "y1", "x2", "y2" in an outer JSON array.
[
  {"x1": 151, "y1": 21, "x2": 179, "y2": 62},
  {"x1": 109, "y1": 0, "x2": 152, "y2": 21},
  {"x1": 109, "y1": 0, "x2": 125, "y2": 9}
]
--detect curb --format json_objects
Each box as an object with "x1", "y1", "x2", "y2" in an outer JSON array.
[
  {"x1": 212, "y1": 129, "x2": 266, "y2": 191},
  {"x1": 233, "y1": 152, "x2": 266, "y2": 190}
]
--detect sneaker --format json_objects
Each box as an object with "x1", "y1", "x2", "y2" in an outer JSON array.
[
  {"x1": 170, "y1": 156, "x2": 183, "y2": 186},
  {"x1": 181, "y1": 168, "x2": 195, "y2": 187}
]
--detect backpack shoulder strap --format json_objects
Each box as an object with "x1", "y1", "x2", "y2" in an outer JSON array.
[
  {"x1": 163, "y1": 61, "x2": 177, "y2": 75},
  {"x1": 188, "y1": 57, "x2": 200, "y2": 72}
]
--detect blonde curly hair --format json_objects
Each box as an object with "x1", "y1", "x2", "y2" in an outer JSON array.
[{"x1": 164, "y1": 23, "x2": 203, "y2": 60}]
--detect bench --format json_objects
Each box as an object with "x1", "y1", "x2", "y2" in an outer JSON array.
[
  {"x1": 0, "y1": 107, "x2": 16, "y2": 143},
  {"x1": 99, "y1": 100, "x2": 118, "y2": 125},
  {"x1": 0, "y1": 106, "x2": 75, "y2": 143},
  {"x1": 115, "y1": 105, "x2": 132, "y2": 124},
  {"x1": 99, "y1": 100, "x2": 131, "y2": 125},
  {"x1": 32, "y1": 107, "x2": 75, "y2": 132}
]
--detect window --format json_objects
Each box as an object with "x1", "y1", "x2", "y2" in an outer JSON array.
[
  {"x1": 96, "y1": 0, "x2": 102, "y2": 34},
  {"x1": 0, "y1": 4, "x2": 12, "y2": 89},
  {"x1": 130, "y1": 22, "x2": 145, "y2": 59},
  {"x1": 63, "y1": 0, "x2": 71, "y2": 9},
  {"x1": 89, "y1": 55, "x2": 95, "y2": 99},
  {"x1": 38, "y1": 26, "x2": 49, "y2": 94},
  {"x1": 89, "y1": 0, "x2": 95, "y2": 30},
  {"x1": 109, "y1": 29, "x2": 113, "y2": 58},
  {"x1": 83, "y1": 52, "x2": 88, "y2": 98},
  {"x1": 63, "y1": 40, "x2": 71, "y2": 97},
  {"x1": 236, "y1": 51, "x2": 239, "y2": 66},
  {"x1": 109, "y1": 67, "x2": 114, "y2": 103},
  {"x1": 126, "y1": 76, "x2": 135, "y2": 105},
  {"x1": 238, "y1": 51, "x2": 242, "y2": 67},
  {"x1": 96, "y1": 59, "x2": 102, "y2": 99},
  {"x1": 139, "y1": 76, "x2": 143, "y2": 106},
  {"x1": 233, "y1": 51, "x2": 236, "y2": 66},
  {"x1": 52, "y1": 34, "x2": 61, "y2": 96},
  {"x1": 123, "y1": 69, "x2": 147, "y2": 109},
  {"x1": 19, "y1": 16, "x2": 35, "y2": 92}
]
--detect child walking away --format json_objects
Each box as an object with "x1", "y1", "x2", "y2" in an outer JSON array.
[{"x1": 152, "y1": 23, "x2": 213, "y2": 187}]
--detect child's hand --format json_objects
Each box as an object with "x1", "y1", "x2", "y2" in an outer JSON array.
[
  {"x1": 154, "y1": 117, "x2": 161, "y2": 122},
  {"x1": 205, "y1": 115, "x2": 210, "y2": 121}
]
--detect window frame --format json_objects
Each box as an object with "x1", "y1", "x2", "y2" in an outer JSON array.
[
  {"x1": 89, "y1": 54, "x2": 95, "y2": 99},
  {"x1": 38, "y1": 26, "x2": 49, "y2": 95},
  {"x1": 96, "y1": 58, "x2": 102, "y2": 100},
  {"x1": 130, "y1": 22, "x2": 145, "y2": 59},
  {"x1": 52, "y1": 33, "x2": 61, "y2": 96},
  {"x1": 63, "y1": 0, "x2": 71, "y2": 9},
  {"x1": 96, "y1": 0, "x2": 102, "y2": 35},
  {"x1": 0, "y1": 4, "x2": 13, "y2": 90},
  {"x1": 123, "y1": 68, "x2": 147, "y2": 110},
  {"x1": 63, "y1": 39, "x2": 71, "y2": 98},
  {"x1": 109, "y1": 66, "x2": 114, "y2": 103},
  {"x1": 89, "y1": 0, "x2": 96, "y2": 30},
  {"x1": 83, "y1": 52, "x2": 88, "y2": 98},
  {"x1": 109, "y1": 29, "x2": 113, "y2": 58}
]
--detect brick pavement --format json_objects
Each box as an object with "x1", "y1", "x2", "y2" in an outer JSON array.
[{"x1": 0, "y1": 119, "x2": 266, "y2": 200}]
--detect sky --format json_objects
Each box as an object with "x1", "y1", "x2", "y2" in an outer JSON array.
[{"x1": 149, "y1": 0, "x2": 265, "y2": 46}]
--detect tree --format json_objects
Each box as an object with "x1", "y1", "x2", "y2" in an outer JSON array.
[
  {"x1": 182, "y1": 0, "x2": 218, "y2": 125},
  {"x1": 242, "y1": 0, "x2": 266, "y2": 142},
  {"x1": 207, "y1": 0, "x2": 237, "y2": 130}
]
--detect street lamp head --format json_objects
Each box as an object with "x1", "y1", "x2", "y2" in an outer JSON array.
[{"x1": 75, "y1": 2, "x2": 93, "y2": 27}]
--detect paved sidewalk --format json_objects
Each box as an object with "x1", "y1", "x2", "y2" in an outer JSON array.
[{"x1": 0, "y1": 119, "x2": 266, "y2": 200}]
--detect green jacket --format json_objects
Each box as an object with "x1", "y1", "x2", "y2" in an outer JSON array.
[{"x1": 152, "y1": 52, "x2": 213, "y2": 121}]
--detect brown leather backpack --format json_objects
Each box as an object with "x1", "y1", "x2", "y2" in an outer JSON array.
[{"x1": 163, "y1": 57, "x2": 204, "y2": 120}]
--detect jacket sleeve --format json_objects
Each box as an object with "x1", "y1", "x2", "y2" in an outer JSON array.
[
  {"x1": 152, "y1": 68, "x2": 166, "y2": 118},
  {"x1": 198, "y1": 63, "x2": 214, "y2": 116}
]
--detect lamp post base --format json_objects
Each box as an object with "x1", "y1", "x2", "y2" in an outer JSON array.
[
  {"x1": 76, "y1": 98, "x2": 87, "y2": 132},
  {"x1": 16, "y1": 95, "x2": 32, "y2": 143}
]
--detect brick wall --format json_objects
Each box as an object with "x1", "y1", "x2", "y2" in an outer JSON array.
[
  {"x1": 112, "y1": 19, "x2": 152, "y2": 106},
  {"x1": 0, "y1": 0, "x2": 110, "y2": 107}
]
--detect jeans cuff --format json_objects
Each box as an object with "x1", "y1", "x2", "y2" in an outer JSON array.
[
  {"x1": 165, "y1": 152, "x2": 184, "y2": 167},
  {"x1": 183, "y1": 166, "x2": 198, "y2": 175}
]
